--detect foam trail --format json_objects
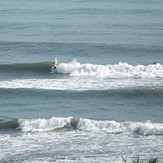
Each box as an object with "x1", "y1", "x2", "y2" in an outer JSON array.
[{"x1": 0, "y1": 77, "x2": 162, "y2": 90}]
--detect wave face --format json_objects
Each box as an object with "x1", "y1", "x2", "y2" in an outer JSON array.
[
  {"x1": 0, "y1": 119, "x2": 19, "y2": 131},
  {"x1": 1, "y1": 117, "x2": 163, "y2": 136},
  {"x1": 57, "y1": 60, "x2": 163, "y2": 78},
  {"x1": 0, "y1": 62, "x2": 52, "y2": 73}
]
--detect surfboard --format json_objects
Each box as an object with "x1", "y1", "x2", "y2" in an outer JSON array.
[{"x1": 49, "y1": 70, "x2": 57, "y2": 74}]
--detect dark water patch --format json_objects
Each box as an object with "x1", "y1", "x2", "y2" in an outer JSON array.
[
  {"x1": 53, "y1": 118, "x2": 79, "y2": 132},
  {"x1": 67, "y1": 118, "x2": 79, "y2": 129}
]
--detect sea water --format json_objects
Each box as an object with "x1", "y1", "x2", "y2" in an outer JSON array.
[{"x1": 0, "y1": 0, "x2": 163, "y2": 162}]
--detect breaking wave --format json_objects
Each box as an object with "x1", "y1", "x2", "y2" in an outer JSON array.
[
  {"x1": 0, "y1": 60, "x2": 163, "y2": 78},
  {"x1": 1, "y1": 117, "x2": 163, "y2": 136}
]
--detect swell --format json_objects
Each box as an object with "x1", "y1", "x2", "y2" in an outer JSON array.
[
  {"x1": 0, "y1": 62, "x2": 52, "y2": 73},
  {"x1": 1, "y1": 117, "x2": 163, "y2": 136},
  {"x1": 0, "y1": 88, "x2": 163, "y2": 98}
]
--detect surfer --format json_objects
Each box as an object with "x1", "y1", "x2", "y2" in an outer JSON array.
[
  {"x1": 153, "y1": 61, "x2": 157, "y2": 65},
  {"x1": 51, "y1": 62, "x2": 57, "y2": 73},
  {"x1": 148, "y1": 61, "x2": 157, "y2": 65},
  {"x1": 53, "y1": 62, "x2": 57, "y2": 69}
]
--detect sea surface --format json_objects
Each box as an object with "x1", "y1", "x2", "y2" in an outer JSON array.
[{"x1": 0, "y1": 0, "x2": 163, "y2": 162}]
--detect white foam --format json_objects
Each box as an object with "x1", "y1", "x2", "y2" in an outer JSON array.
[
  {"x1": 57, "y1": 60, "x2": 163, "y2": 78},
  {"x1": 19, "y1": 117, "x2": 72, "y2": 132},
  {"x1": 77, "y1": 119, "x2": 163, "y2": 136}
]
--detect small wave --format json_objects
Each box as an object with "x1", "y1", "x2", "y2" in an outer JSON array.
[
  {"x1": 1, "y1": 117, "x2": 161, "y2": 136},
  {"x1": 57, "y1": 60, "x2": 163, "y2": 78}
]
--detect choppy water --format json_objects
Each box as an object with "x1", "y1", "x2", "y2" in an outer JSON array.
[{"x1": 0, "y1": 0, "x2": 163, "y2": 162}]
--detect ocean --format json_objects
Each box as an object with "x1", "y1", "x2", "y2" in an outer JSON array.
[{"x1": 0, "y1": 0, "x2": 163, "y2": 162}]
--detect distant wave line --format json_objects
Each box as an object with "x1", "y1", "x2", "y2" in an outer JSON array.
[{"x1": 0, "y1": 87, "x2": 163, "y2": 98}]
